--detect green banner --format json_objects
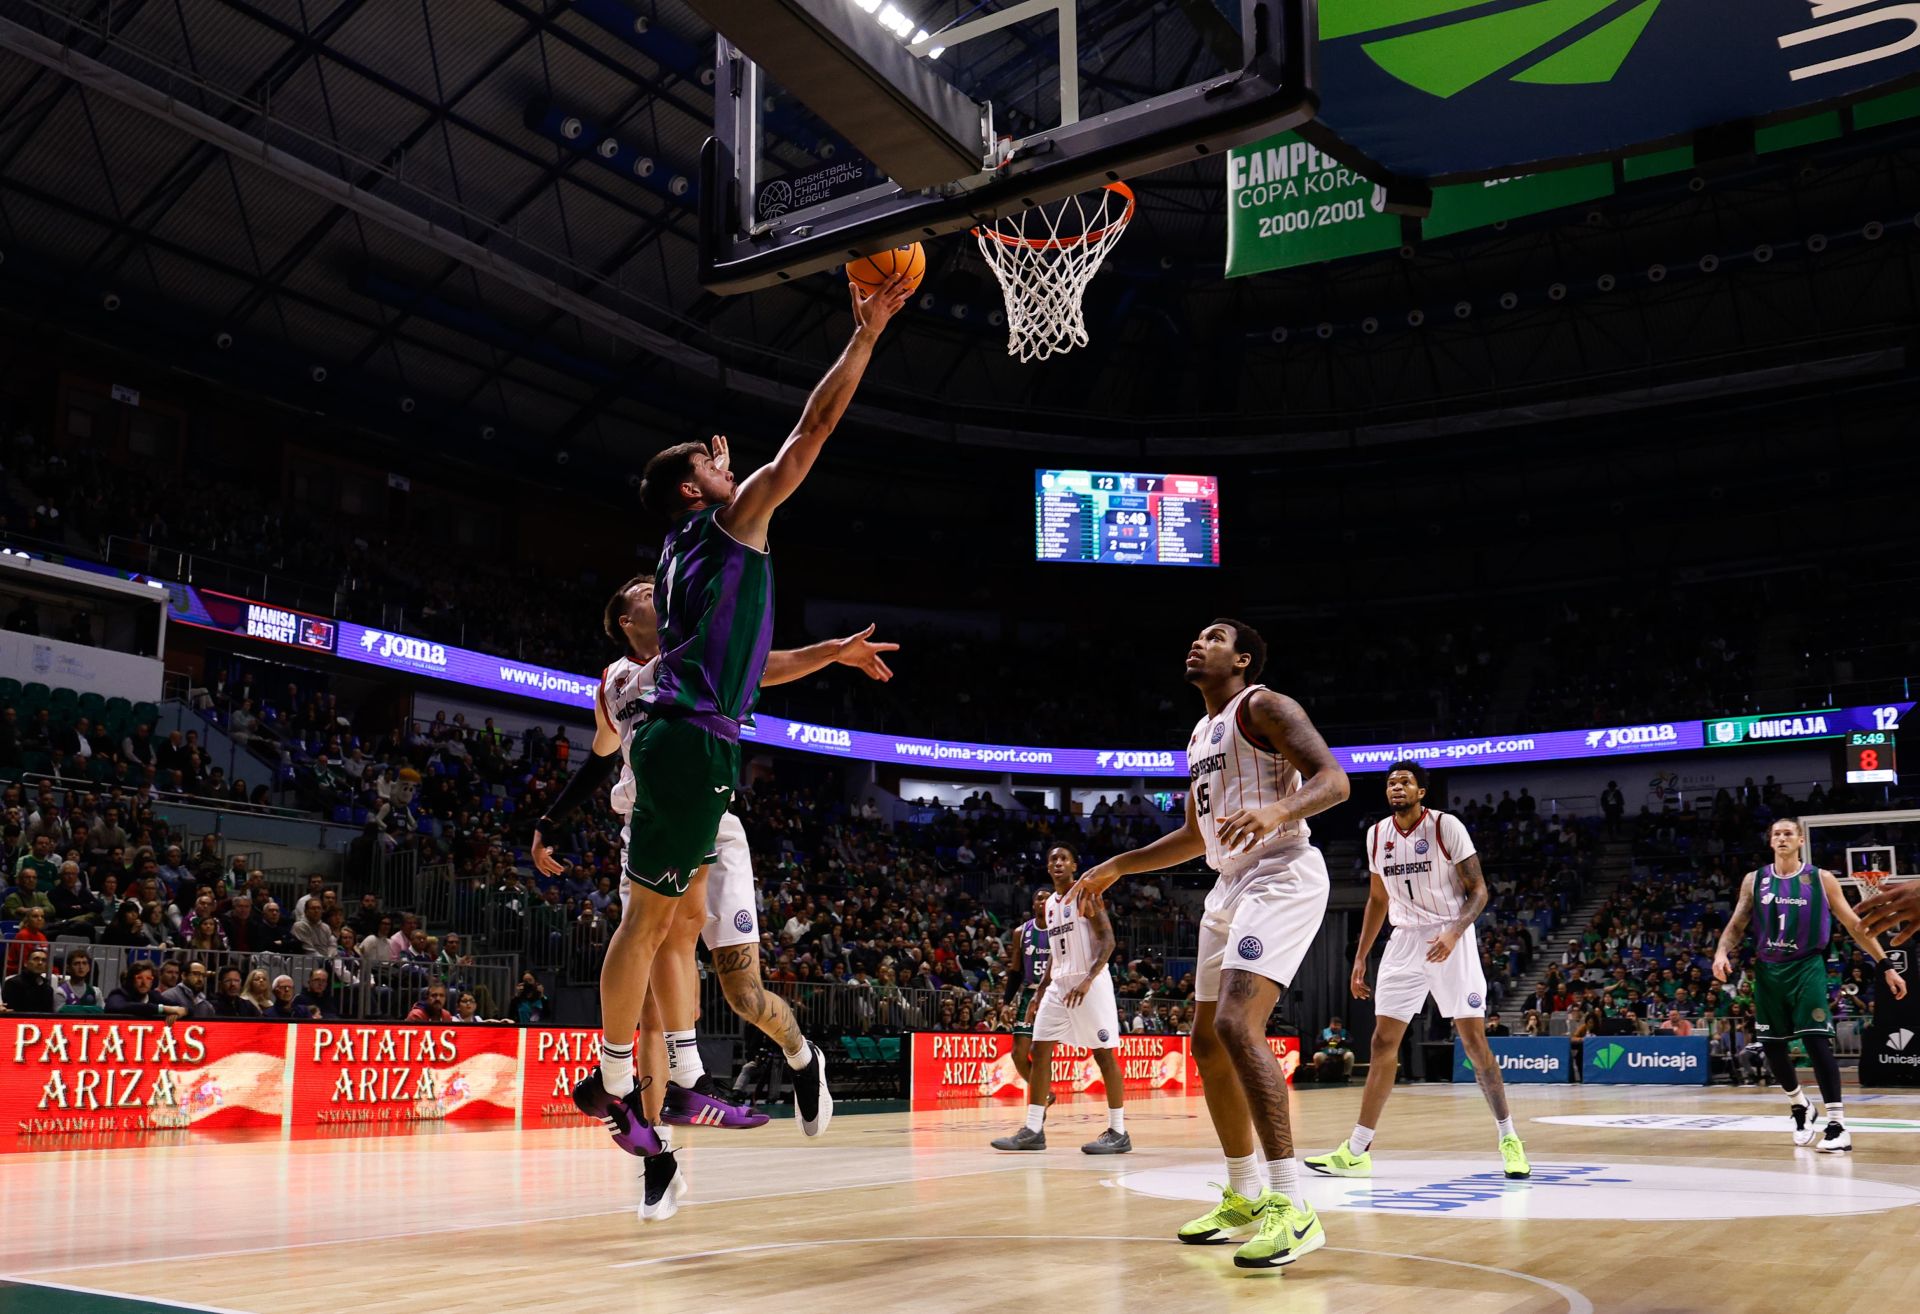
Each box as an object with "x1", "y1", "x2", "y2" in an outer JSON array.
[
  {"x1": 1421, "y1": 161, "x2": 1615, "y2": 240},
  {"x1": 1703, "y1": 708, "x2": 1841, "y2": 748},
  {"x1": 1225, "y1": 132, "x2": 1403, "y2": 276}
]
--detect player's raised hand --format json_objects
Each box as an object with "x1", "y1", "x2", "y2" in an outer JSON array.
[
  {"x1": 1349, "y1": 962, "x2": 1371, "y2": 1000},
  {"x1": 529, "y1": 828, "x2": 566, "y2": 878},
  {"x1": 832, "y1": 624, "x2": 898, "y2": 682},
  {"x1": 1425, "y1": 928, "x2": 1459, "y2": 963},
  {"x1": 708, "y1": 434, "x2": 731, "y2": 472},
  {"x1": 1858, "y1": 882, "x2": 1920, "y2": 945},
  {"x1": 1070, "y1": 861, "x2": 1119, "y2": 914},
  {"x1": 1215, "y1": 801, "x2": 1289, "y2": 854},
  {"x1": 850, "y1": 270, "x2": 914, "y2": 334}
]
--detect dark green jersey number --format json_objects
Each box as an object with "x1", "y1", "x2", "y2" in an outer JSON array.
[{"x1": 1195, "y1": 782, "x2": 1212, "y2": 817}]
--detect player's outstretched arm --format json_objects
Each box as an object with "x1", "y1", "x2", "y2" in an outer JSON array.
[
  {"x1": 530, "y1": 685, "x2": 621, "y2": 876},
  {"x1": 1214, "y1": 690, "x2": 1351, "y2": 854},
  {"x1": 1821, "y1": 868, "x2": 1908, "y2": 999},
  {"x1": 1070, "y1": 792, "x2": 1206, "y2": 913},
  {"x1": 1712, "y1": 872, "x2": 1756, "y2": 981},
  {"x1": 1858, "y1": 880, "x2": 1920, "y2": 945},
  {"x1": 1351, "y1": 870, "x2": 1389, "y2": 999},
  {"x1": 760, "y1": 625, "x2": 899, "y2": 687},
  {"x1": 719, "y1": 276, "x2": 913, "y2": 547}
]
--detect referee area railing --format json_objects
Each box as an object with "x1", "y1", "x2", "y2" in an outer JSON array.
[{"x1": 2, "y1": 936, "x2": 521, "y2": 1023}]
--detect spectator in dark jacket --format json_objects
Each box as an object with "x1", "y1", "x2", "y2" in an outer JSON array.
[
  {"x1": 1, "y1": 946, "x2": 55, "y2": 1013},
  {"x1": 293, "y1": 967, "x2": 338, "y2": 1019},
  {"x1": 209, "y1": 966, "x2": 261, "y2": 1017},
  {"x1": 106, "y1": 963, "x2": 188, "y2": 1020}
]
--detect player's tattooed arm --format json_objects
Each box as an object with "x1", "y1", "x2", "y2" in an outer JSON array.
[
  {"x1": 1428, "y1": 853, "x2": 1490, "y2": 963},
  {"x1": 1712, "y1": 872, "x2": 1756, "y2": 980},
  {"x1": 1213, "y1": 690, "x2": 1351, "y2": 853},
  {"x1": 1065, "y1": 898, "x2": 1117, "y2": 1006}
]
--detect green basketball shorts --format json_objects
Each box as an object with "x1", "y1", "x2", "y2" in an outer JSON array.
[
  {"x1": 621, "y1": 716, "x2": 739, "y2": 897},
  {"x1": 1753, "y1": 955, "x2": 1833, "y2": 1040},
  {"x1": 1012, "y1": 988, "x2": 1037, "y2": 1038}
]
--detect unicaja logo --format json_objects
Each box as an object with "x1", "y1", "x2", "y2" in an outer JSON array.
[
  {"x1": 1594, "y1": 1043, "x2": 1625, "y2": 1070},
  {"x1": 1889, "y1": 1029, "x2": 1915, "y2": 1052}
]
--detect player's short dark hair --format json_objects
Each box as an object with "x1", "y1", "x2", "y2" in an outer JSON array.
[
  {"x1": 1212, "y1": 617, "x2": 1267, "y2": 683},
  {"x1": 637, "y1": 442, "x2": 708, "y2": 520},
  {"x1": 1771, "y1": 815, "x2": 1804, "y2": 834},
  {"x1": 1387, "y1": 759, "x2": 1429, "y2": 788},
  {"x1": 1046, "y1": 840, "x2": 1079, "y2": 864},
  {"x1": 602, "y1": 573, "x2": 654, "y2": 641}
]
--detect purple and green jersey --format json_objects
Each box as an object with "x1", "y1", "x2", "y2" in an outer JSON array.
[
  {"x1": 1754, "y1": 862, "x2": 1830, "y2": 964},
  {"x1": 648, "y1": 506, "x2": 775, "y2": 738},
  {"x1": 1018, "y1": 918, "x2": 1051, "y2": 986}
]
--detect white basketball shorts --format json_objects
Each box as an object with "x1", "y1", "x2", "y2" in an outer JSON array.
[
  {"x1": 1372, "y1": 922, "x2": 1487, "y2": 1022},
  {"x1": 1032, "y1": 970, "x2": 1122, "y2": 1049},
  {"x1": 1195, "y1": 842, "x2": 1331, "y2": 1003},
  {"x1": 619, "y1": 811, "x2": 758, "y2": 950}
]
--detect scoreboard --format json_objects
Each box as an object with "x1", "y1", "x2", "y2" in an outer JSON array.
[
  {"x1": 1847, "y1": 730, "x2": 1897, "y2": 784},
  {"x1": 1034, "y1": 470, "x2": 1221, "y2": 567}
]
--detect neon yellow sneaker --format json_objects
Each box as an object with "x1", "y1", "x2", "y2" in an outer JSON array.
[
  {"x1": 1232, "y1": 1192, "x2": 1326, "y2": 1270},
  {"x1": 1304, "y1": 1140, "x2": 1372, "y2": 1177},
  {"x1": 1175, "y1": 1183, "x2": 1266, "y2": 1245},
  {"x1": 1500, "y1": 1133, "x2": 1531, "y2": 1180}
]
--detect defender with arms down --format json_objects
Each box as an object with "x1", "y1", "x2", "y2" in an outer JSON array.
[{"x1": 1072, "y1": 619, "x2": 1349, "y2": 1273}]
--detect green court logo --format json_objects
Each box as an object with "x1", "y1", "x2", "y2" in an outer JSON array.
[
  {"x1": 1593, "y1": 1043, "x2": 1626, "y2": 1070},
  {"x1": 1321, "y1": 0, "x2": 1664, "y2": 99}
]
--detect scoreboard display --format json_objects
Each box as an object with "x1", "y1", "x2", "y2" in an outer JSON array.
[
  {"x1": 1034, "y1": 470, "x2": 1221, "y2": 567},
  {"x1": 1847, "y1": 730, "x2": 1897, "y2": 784}
]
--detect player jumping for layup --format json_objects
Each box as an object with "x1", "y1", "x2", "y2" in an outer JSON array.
[
  {"x1": 1714, "y1": 817, "x2": 1906, "y2": 1153},
  {"x1": 567, "y1": 272, "x2": 913, "y2": 1162},
  {"x1": 991, "y1": 842, "x2": 1132, "y2": 1155},
  {"x1": 1306, "y1": 761, "x2": 1529, "y2": 1181},
  {"x1": 1073, "y1": 620, "x2": 1348, "y2": 1272}
]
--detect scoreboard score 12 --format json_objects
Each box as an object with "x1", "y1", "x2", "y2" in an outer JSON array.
[{"x1": 1034, "y1": 470, "x2": 1221, "y2": 567}]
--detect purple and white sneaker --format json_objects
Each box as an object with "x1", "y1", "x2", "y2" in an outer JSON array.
[
  {"x1": 662, "y1": 1074, "x2": 771, "y2": 1128},
  {"x1": 572, "y1": 1070, "x2": 665, "y2": 1156}
]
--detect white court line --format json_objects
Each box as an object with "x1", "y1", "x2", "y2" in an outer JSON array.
[
  {"x1": 0, "y1": 1277, "x2": 260, "y2": 1314},
  {"x1": 6, "y1": 1162, "x2": 1034, "y2": 1277},
  {"x1": 610, "y1": 1234, "x2": 1595, "y2": 1313}
]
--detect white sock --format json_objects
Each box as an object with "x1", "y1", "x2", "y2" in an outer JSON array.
[
  {"x1": 600, "y1": 1040, "x2": 636, "y2": 1098},
  {"x1": 1786, "y1": 1086, "x2": 1809, "y2": 1108},
  {"x1": 1025, "y1": 1104, "x2": 1047, "y2": 1132},
  {"x1": 784, "y1": 1038, "x2": 813, "y2": 1070},
  {"x1": 658, "y1": 1125, "x2": 676, "y2": 1152},
  {"x1": 1267, "y1": 1156, "x2": 1303, "y2": 1205},
  {"x1": 665, "y1": 1030, "x2": 704, "y2": 1089},
  {"x1": 1348, "y1": 1124, "x2": 1375, "y2": 1154},
  {"x1": 1495, "y1": 1116, "x2": 1516, "y2": 1141},
  {"x1": 1828, "y1": 1102, "x2": 1845, "y2": 1126},
  {"x1": 1226, "y1": 1153, "x2": 1262, "y2": 1201},
  {"x1": 1108, "y1": 1107, "x2": 1126, "y2": 1134}
]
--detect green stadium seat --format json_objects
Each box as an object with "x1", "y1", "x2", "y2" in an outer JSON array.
[
  {"x1": 0, "y1": 678, "x2": 20, "y2": 701},
  {"x1": 876, "y1": 1037, "x2": 901, "y2": 1062},
  {"x1": 23, "y1": 683, "x2": 51, "y2": 703},
  {"x1": 133, "y1": 701, "x2": 159, "y2": 726},
  {"x1": 49, "y1": 687, "x2": 77, "y2": 707},
  {"x1": 105, "y1": 697, "x2": 131, "y2": 718}
]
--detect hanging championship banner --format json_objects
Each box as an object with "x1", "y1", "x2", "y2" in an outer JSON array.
[
  {"x1": 1421, "y1": 161, "x2": 1615, "y2": 240},
  {"x1": 1225, "y1": 132, "x2": 1403, "y2": 276}
]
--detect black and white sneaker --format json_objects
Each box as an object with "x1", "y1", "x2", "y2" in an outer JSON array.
[
  {"x1": 638, "y1": 1150, "x2": 686, "y2": 1222},
  {"x1": 792, "y1": 1042, "x2": 833, "y2": 1138},
  {"x1": 1816, "y1": 1121, "x2": 1853, "y2": 1154},
  {"x1": 572, "y1": 1070, "x2": 663, "y2": 1157},
  {"x1": 1790, "y1": 1102, "x2": 1818, "y2": 1147}
]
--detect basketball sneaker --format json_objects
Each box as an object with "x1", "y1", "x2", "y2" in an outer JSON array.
[
  {"x1": 1499, "y1": 1134, "x2": 1532, "y2": 1179},
  {"x1": 1816, "y1": 1121, "x2": 1853, "y2": 1153},
  {"x1": 639, "y1": 1150, "x2": 686, "y2": 1223},
  {"x1": 791, "y1": 1042, "x2": 833, "y2": 1137},
  {"x1": 1304, "y1": 1141, "x2": 1372, "y2": 1178},
  {"x1": 990, "y1": 1125, "x2": 1047, "y2": 1151},
  {"x1": 663, "y1": 1074, "x2": 771, "y2": 1128},
  {"x1": 1791, "y1": 1102, "x2": 1820, "y2": 1147},
  {"x1": 1081, "y1": 1129, "x2": 1132, "y2": 1155},
  {"x1": 1232, "y1": 1193, "x2": 1325, "y2": 1270},
  {"x1": 1176, "y1": 1184, "x2": 1264, "y2": 1245},
  {"x1": 571, "y1": 1070, "x2": 663, "y2": 1157}
]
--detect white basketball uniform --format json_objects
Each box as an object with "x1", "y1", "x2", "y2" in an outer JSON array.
[
  {"x1": 1366, "y1": 807, "x2": 1487, "y2": 1021},
  {"x1": 1032, "y1": 890, "x2": 1122, "y2": 1049},
  {"x1": 1188, "y1": 684, "x2": 1332, "y2": 1002},
  {"x1": 604, "y1": 655, "x2": 758, "y2": 949}
]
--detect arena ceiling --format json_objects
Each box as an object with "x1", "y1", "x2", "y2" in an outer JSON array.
[{"x1": 0, "y1": 0, "x2": 1916, "y2": 468}]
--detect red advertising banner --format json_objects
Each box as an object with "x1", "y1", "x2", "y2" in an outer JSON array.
[
  {"x1": 520, "y1": 1028, "x2": 603, "y2": 1125},
  {"x1": 289, "y1": 1023, "x2": 520, "y2": 1131},
  {"x1": 1187, "y1": 1035, "x2": 1300, "y2": 1091},
  {"x1": 0, "y1": 1017, "x2": 289, "y2": 1151},
  {"x1": 910, "y1": 1032, "x2": 1190, "y2": 1109}
]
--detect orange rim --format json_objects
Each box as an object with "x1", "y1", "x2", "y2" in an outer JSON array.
[{"x1": 972, "y1": 181, "x2": 1135, "y2": 251}]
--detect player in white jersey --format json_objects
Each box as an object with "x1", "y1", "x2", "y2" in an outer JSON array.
[
  {"x1": 531, "y1": 573, "x2": 895, "y2": 1218},
  {"x1": 1073, "y1": 619, "x2": 1348, "y2": 1273},
  {"x1": 1306, "y1": 761, "x2": 1531, "y2": 1182},
  {"x1": 989, "y1": 843, "x2": 1132, "y2": 1155}
]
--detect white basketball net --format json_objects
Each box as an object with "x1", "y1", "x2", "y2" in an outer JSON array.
[{"x1": 974, "y1": 182, "x2": 1134, "y2": 363}]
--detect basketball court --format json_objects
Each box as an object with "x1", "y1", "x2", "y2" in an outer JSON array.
[{"x1": 6, "y1": 1083, "x2": 1919, "y2": 1314}]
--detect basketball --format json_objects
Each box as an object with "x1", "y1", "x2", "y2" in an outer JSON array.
[{"x1": 846, "y1": 243, "x2": 925, "y2": 296}]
